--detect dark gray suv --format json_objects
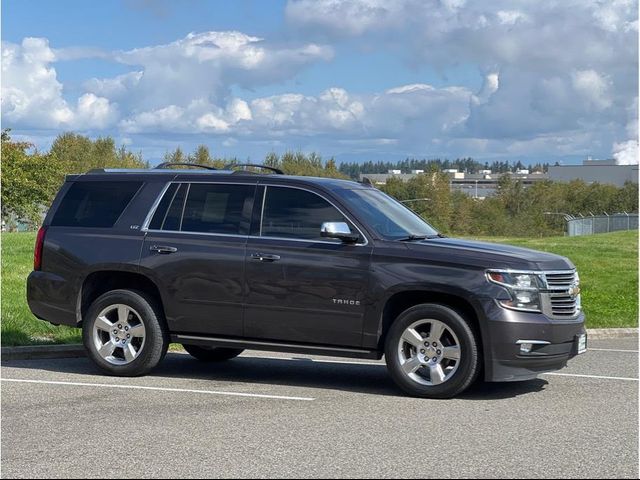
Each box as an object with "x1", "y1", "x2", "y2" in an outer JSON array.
[{"x1": 27, "y1": 165, "x2": 587, "y2": 398}]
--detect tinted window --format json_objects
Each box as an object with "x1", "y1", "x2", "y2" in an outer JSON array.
[
  {"x1": 52, "y1": 181, "x2": 142, "y2": 228},
  {"x1": 148, "y1": 183, "x2": 179, "y2": 230},
  {"x1": 148, "y1": 183, "x2": 187, "y2": 231},
  {"x1": 181, "y1": 184, "x2": 255, "y2": 235},
  {"x1": 261, "y1": 187, "x2": 348, "y2": 241}
]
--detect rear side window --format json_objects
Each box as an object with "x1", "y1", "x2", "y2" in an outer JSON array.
[
  {"x1": 148, "y1": 183, "x2": 179, "y2": 230},
  {"x1": 149, "y1": 183, "x2": 187, "y2": 231},
  {"x1": 181, "y1": 184, "x2": 255, "y2": 235},
  {"x1": 51, "y1": 181, "x2": 142, "y2": 228},
  {"x1": 261, "y1": 186, "x2": 348, "y2": 241}
]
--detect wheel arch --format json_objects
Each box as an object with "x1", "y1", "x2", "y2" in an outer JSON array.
[
  {"x1": 377, "y1": 289, "x2": 488, "y2": 370},
  {"x1": 78, "y1": 270, "x2": 166, "y2": 326}
]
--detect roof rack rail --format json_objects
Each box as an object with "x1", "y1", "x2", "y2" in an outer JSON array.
[
  {"x1": 154, "y1": 162, "x2": 217, "y2": 171},
  {"x1": 360, "y1": 176, "x2": 375, "y2": 187},
  {"x1": 225, "y1": 163, "x2": 284, "y2": 175}
]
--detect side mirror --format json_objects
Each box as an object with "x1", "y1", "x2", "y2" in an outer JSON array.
[{"x1": 321, "y1": 222, "x2": 360, "y2": 243}]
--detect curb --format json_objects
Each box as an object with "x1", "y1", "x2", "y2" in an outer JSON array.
[
  {"x1": 1, "y1": 344, "x2": 86, "y2": 361},
  {"x1": 1, "y1": 328, "x2": 637, "y2": 360},
  {"x1": 586, "y1": 328, "x2": 638, "y2": 339}
]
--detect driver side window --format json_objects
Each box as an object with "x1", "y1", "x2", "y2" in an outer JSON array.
[{"x1": 261, "y1": 186, "x2": 350, "y2": 242}]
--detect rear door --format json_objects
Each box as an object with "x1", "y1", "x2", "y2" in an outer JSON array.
[
  {"x1": 139, "y1": 181, "x2": 257, "y2": 336},
  {"x1": 244, "y1": 184, "x2": 372, "y2": 347}
]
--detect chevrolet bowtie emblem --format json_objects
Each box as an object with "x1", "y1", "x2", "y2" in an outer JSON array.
[{"x1": 569, "y1": 285, "x2": 581, "y2": 296}]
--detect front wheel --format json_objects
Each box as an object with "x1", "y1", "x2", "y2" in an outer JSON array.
[{"x1": 385, "y1": 304, "x2": 480, "y2": 399}]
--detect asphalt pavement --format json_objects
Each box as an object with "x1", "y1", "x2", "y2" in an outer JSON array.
[{"x1": 1, "y1": 337, "x2": 638, "y2": 478}]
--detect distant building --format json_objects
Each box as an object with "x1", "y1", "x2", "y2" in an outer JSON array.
[
  {"x1": 583, "y1": 158, "x2": 617, "y2": 166},
  {"x1": 549, "y1": 158, "x2": 638, "y2": 186},
  {"x1": 359, "y1": 170, "x2": 549, "y2": 199},
  {"x1": 359, "y1": 157, "x2": 638, "y2": 198}
]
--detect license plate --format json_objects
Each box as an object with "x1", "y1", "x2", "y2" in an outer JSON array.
[{"x1": 577, "y1": 333, "x2": 587, "y2": 354}]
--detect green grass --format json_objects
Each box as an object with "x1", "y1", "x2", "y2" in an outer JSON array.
[
  {"x1": 1, "y1": 232, "x2": 81, "y2": 346},
  {"x1": 1, "y1": 230, "x2": 637, "y2": 346}
]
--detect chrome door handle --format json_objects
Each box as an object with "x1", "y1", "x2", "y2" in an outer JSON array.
[
  {"x1": 250, "y1": 253, "x2": 281, "y2": 262},
  {"x1": 150, "y1": 245, "x2": 178, "y2": 254}
]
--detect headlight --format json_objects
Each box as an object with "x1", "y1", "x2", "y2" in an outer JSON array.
[{"x1": 487, "y1": 270, "x2": 545, "y2": 312}]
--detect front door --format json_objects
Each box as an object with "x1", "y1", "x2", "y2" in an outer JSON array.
[
  {"x1": 139, "y1": 181, "x2": 257, "y2": 336},
  {"x1": 244, "y1": 185, "x2": 372, "y2": 347}
]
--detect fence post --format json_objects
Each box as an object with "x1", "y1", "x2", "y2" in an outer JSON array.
[{"x1": 623, "y1": 211, "x2": 629, "y2": 231}]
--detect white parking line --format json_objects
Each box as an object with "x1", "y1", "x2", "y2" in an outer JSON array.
[
  {"x1": 242, "y1": 356, "x2": 640, "y2": 382},
  {"x1": 0, "y1": 378, "x2": 315, "y2": 401},
  {"x1": 588, "y1": 348, "x2": 639, "y2": 353},
  {"x1": 542, "y1": 373, "x2": 638, "y2": 382}
]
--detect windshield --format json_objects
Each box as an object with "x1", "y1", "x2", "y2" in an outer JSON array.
[{"x1": 338, "y1": 188, "x2": 438, "y2": 240}]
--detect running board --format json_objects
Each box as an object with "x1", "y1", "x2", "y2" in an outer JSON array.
[{"x1": 171, "y1": 334, "x2": 383, "y2": 360}]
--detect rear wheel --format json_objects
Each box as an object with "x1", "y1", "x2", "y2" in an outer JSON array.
[
  {"x1": 83, "y1": 289, "x2": 169, "y2": 377},
  {"x1": 182, "y1": 344, "x2": 244, "y2": 362},
  {"x1": 385, "y1": 304, "x2": 480, "y2": 398}
]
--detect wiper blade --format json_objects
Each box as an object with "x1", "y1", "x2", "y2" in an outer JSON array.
[
  {"x1": 398, "y1": 233, "x2": 445, "y2": 241},
  {"x1": 398, "y1": 234, "x2": 430, "y2": 242}
]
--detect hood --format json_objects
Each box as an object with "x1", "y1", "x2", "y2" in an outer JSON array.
[{"x1": 404, "y1": 237, "x2": 574, "y2": 271}]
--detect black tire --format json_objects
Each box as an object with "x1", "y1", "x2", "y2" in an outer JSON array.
[
  {"x1": 182, "y1": 344, "x2": 244, "y2": 362},
  {"x1": 384, "y1": 303, "x2": 481, "y2": 399},
  {"x1": 82, "y1": 289, "x2": 169, "y2": 377}
]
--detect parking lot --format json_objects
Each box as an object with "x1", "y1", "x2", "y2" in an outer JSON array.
[{"x1": 1, "y1": 337, "x2": 638, "y2": 479}]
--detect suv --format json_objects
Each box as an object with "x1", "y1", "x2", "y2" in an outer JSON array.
[{"x1": 27, "y1": 165, "x2": 587, "y2": 398}]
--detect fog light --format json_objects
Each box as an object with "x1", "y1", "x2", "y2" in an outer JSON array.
[{"x1": 519, "y1": 342, "x2": 533, "y2": 354}]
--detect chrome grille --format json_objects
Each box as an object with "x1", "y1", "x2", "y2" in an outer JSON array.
[
  {"x1": 545, "y1": 271, "x2": 577, "y2": 289},
  {"x1": 543, "y1": 271, "x2": 580, "y2": 318}
]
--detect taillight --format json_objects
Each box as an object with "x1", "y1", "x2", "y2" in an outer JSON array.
[{"x1": 34, "y1": 226, "x2": 47, "y2": 271}]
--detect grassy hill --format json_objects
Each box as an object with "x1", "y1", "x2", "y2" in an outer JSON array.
[{"x1": 1, "y1": 230, "x2": 637, "y2": 346}]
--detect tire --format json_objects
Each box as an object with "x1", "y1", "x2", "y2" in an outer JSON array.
[
  {"x1": 182, "y1": 344, "x2": 244, "y2": 362},
  {"x1": 384, "y1": 303, "x2": 480, "y2": 399},
  {"x1": 82, "y1": 289, "x2": 169, "y2": 377}
]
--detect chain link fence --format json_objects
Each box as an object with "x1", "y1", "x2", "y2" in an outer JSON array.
[{"x1": 567, "y1": 213, "x2": 638, "y2": 236}]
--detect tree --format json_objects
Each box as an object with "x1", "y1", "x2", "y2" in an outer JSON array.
[
  {"x1": 262, "y1": 151, "x2": 347, "y2": 178},
  {"x1": 50, "y1": 132, "x2": 147, "y2": 172},
  {"x1": 190, "y1": 145, "x2": 212, "y2": 165},
  {"x1": 1, "y1": 132, "x2": 64, "y2": 226},
  {"x1": 164, "y1": 147, "x2": 186, "y2": 163}
]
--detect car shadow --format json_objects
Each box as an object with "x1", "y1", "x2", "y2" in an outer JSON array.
[{"x1": 2, "y1": 352, "x2": 548, "y2": 400}]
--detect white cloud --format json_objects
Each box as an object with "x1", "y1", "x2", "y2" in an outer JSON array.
[
  {"x1": 1, "y1": 38, "x2": 117, "y2": 130},
  {"x1": 1, "y1": 38, "x2": 72, "y2": 128},
  {"x1": 593, "y1": 0, "x2": 638, "y2": 32},
  {"x1": 285, "y1": 0, "x2": 406, "y2": 36},
  {"x1": 571, "y1": 70, "x2": 612, "y2": 111},
  {"x1": 613, "y1": 140, "x2": 639, "y2": 165},
  {"x1": 84, "y1": 71, "x2": 143, "y2": 100},
  {"x1": 496, "y1": 10, "x2": 528, "y2": 25},
  {"x1": 119, "y1": 97, "x2": 253, "y2": 134},
  {"x1": 3, "y1": 31, "x2": 333, "y2": 138},
  {"x1": 75, "y1": 94, "x2": 119, "y2": 129},
  {"x1": 284, "y1": 0, "x2": 637, "y2": 159},
  {"x1": 109, "y1": 31, "x2": 333, "y2": 112}
]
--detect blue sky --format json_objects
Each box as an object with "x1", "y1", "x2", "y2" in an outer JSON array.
[{"x1": 2, "y1": 0, "x2": 638, "y2": 165}]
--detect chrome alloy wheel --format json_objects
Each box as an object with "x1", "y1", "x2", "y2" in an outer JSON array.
[
  {"x1": 92, "y1": 304, "x2": 146, "y2": 365},
  {"x1": 397, "y1": 319, "x2": 461, "y2": 386}
]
